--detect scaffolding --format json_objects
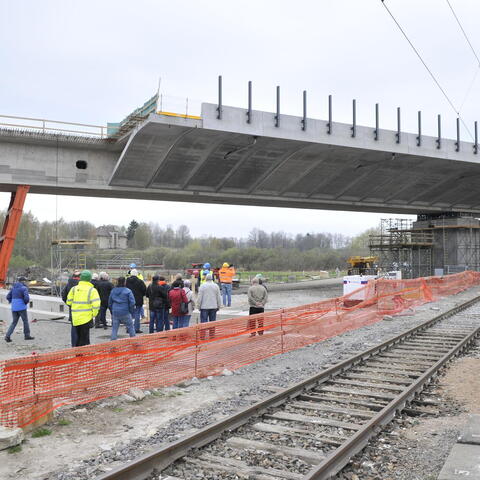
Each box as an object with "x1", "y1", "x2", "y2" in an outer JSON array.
[
  {"x1": 95, "y1": 253, "x2": 144, "y2": 275},
  {"x1": 369, "y1": 219, "x2": 434, "y2": 279},
  {"x1": 416, "y1": 218, "x2": 480, "y2": 274},
  {"x1": 50, "y1": 239, "x2": 93, "y2": 295},
  {"x1": 369, "y1": 214, "x2": 480, "y2": 279}
]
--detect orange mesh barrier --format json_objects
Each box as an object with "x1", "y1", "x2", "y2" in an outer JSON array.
[{"x1": 1, "y1": 271, "x2": 479, "y2": 428}]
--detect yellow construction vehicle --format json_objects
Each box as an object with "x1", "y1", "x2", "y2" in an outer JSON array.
[{"x1": 347, "y1": 256, "x2": 378, "y2": 275}]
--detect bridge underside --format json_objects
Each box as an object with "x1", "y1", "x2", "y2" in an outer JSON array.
[
  {"x1": 107, "y1": 116, "x2": 480, "y2": 215},
  {"x1": 1, "y1": 103, "x2": 480, "y2": 215}
]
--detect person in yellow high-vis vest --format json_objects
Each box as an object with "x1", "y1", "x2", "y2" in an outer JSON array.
[{"x1": 66, "y1": 270, "x2": 100, "y2": 347}]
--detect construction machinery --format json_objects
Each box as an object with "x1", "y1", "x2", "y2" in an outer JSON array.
[{"x1": 347, "y1": 256, "x2": 378, "y2": 275}]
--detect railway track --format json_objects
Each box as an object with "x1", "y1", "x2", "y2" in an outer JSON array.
[{"x1": 96, "y1": 296, "x2": 480, "y2": 480}]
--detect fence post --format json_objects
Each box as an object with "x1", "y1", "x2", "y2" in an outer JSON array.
[
  {"x1": 194, "y1": 325, "x2": 199, "y2": 378},
  {"x1": 280, "y1": 310, "x2": 285, "y2": 353}
]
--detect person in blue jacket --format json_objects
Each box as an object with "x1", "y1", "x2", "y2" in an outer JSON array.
[
  {"x1": 108, "y1": 276, "x2": 136, "y2": 341},
  {"x1": 5, "y1": 276, "x2": 34, "y2": 342}
]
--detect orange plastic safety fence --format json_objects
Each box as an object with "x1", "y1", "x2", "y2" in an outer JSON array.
[{"x1": 1, "y1": 271, "x2": 479, "y2": 428}]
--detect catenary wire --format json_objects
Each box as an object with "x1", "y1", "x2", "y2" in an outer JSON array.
[
  {"x1": 459, "y1": 67, "x2": 479, "y2": 113},
  {"x1": 380, "y1": 0, "x2": 474, "y2": 140},
  {"x1": 445, "y1": 0, "x2": 480, "y2": 113},
  {"x1": 445, "y1": 0, "x2": 480, "y2": 66}
]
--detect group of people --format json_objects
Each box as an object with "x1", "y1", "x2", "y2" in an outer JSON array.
[
  {"x1": 60, "y1": 266, "x2": 199, "y2": 347},
  {"x1": 3, "y1": 261, "x2": 269, "y2": 347}
]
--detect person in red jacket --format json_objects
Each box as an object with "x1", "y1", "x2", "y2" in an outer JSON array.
[{"x1": 168, "y1": 280, "x2": 188, "y2": 329}]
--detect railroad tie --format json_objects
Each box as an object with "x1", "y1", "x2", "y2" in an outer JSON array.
[
  {"x1": 265, "y1": 411, "x2": 361, "y2": 430},
  {"x1": 252, "y1": 422, "x2": 344, "y2": 446},
  {"x1": 185, "y1": 454, "x2": 303, "y2": 479},
  {"x1": 226, "y1": 436, "x2": 324, "y2": 464}
]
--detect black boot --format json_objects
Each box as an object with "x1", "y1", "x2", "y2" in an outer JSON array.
[
  {"x1": 5, "y1": 337, "x2": 11, "y2": 343},
  {"x1": 25, "y1": 336, "x2": 35, "y2": 340}
]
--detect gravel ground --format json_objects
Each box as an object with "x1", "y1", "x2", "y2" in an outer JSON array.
[
  {"x1": 0, "y1": 286, "x2": 478, "y2": 480},
  {"x1": 333, "y1": 306, "x2": 480, "y2": 480}
]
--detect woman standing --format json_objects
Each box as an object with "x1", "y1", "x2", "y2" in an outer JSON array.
[
  {"x1": 108, "y1": 277, "x2": 136, "y2": 340},
  {"x1": 168, "y1": 280, "x2": 188, "y2": 329}
]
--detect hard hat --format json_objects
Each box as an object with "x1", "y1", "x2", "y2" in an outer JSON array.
[
  {"x1": 80, "y1": 270, "x2": 92, "y2": 282},
  {"x1": 203, "y1": 263, "x2": 211, "y2": 269},
  {"x1": 129, "y1": 263, "x2": 137, "y2": 269},
  {"x1": 222, "y1": 262, "x2": 229, "y2": 268}
]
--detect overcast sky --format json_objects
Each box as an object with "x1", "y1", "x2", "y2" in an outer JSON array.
[{"x1": 1, "y1": 0, "x2": 479, "y2": 237}]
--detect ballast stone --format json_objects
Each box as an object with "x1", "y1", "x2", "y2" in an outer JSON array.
[
  {"x1": 128, "y1": 387, "x2": 146, "y2": 401},
  {"x1": 0, "y1": 426, "x2": 24, "y2": 450}
]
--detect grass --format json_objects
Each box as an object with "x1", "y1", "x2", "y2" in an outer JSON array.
[
  {"x1": 151, "y1": 389, "x2": 183, "y2": 398},
  {"x1": 58, "y1": 419, "x2": 71, "y2": 426},
  {"x1": 31, "y1": 427, "x2": 52, "y2": 438},
  {"x1": 237, "y1": 270, "x2": 335, "y2": 284},
  {"x1": 111, "y1": 407, "x2": 124, "y2": 413},
  {"x1": 166, "y1": 391, "x2": 183, "y2": 397},
  {"x1": 7, "y1": 445, "x2": 22, "y2": 454}
]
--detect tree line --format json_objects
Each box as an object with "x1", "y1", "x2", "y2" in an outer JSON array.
[{"x1": 5, "y1": 211, "x2": 377, "y2": 271}]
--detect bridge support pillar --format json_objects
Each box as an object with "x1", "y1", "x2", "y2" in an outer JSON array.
[
  {"x1": 0, "y1": 185, "x2": 30, "y2": 287},
  {"x1": 413, "y1": 212, "x2": 480, "y2": 276}
]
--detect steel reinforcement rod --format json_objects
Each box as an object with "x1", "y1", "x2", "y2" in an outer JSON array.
[{"x1": 96, "y1": 295, "x2": 480, "y2": 480}]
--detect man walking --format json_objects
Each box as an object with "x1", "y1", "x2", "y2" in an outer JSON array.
[
  {"x1": 218, "y1": 262, "x2": 235, "y2": 307},
  {"x1": 247, "y1": 277, "x2": 268, "y2": 336},
  {"x1": 94, "y1": 272, "x2": 113, "y2": 329},
  {"x1": 4, "y1": 276, "x2": 34, "y2": 342},
  {"x1": 197, "y1": 273, "x2": 221, "y2": 339},
  {"x1": 125, "y1": 269, "x2": 146, "y2": 333},
  {"x1": 66, "y1": 270, "x2": 100, "y2": 347}
]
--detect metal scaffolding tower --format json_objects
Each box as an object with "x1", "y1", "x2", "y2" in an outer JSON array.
[
  {"x1": 369, "y1": 218, "x2": 434, "y2": 279},
  {"x1": 370, "y1": 214, "x2": 480, "y2": 278}
]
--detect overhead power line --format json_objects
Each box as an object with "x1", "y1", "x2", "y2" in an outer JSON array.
[
  {"x1": 445, "y1": 0, "x2": 480, "y2": 66},
  {"x1": 445, "y1": 0, "x2": 480, "y2": 114},
  {"x1": 380, "y1": 0, "x2": 474, "y2": 140}
]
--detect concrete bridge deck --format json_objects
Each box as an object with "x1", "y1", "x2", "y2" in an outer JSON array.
[{"x1": 1, "y1": 103, "x2": 479, "y2": 214}]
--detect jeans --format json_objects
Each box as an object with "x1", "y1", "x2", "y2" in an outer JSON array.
[
  {"x1": 111, "y1": 313, "x2": 136, "y2": 340},
  {"x1": 95, "y1": 306, "x2": 108, "y2": 328},
  {"x1": 157, "y1": 308, "x2": 170, "y2": 331},
  {"x1": 221, "y1": 283, "x2": 232, "y2": 306},
  {"x1": 173, "y1": 315, "x2": 188, "y2": 329},
  {"x1": 200, "y1": 309, "x2": 217, "y2": 340},
  {"x1": 133, "y1": 305, "x2": 143, "y2": 332},
  {"x1": 149, "y1": 309, "x2": 168, "y2": 333},
  {"x1": 6, "y1": 309, "x2": 30, "y2": 339}
]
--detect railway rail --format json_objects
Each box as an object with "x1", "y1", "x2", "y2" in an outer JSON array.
[{"x1": 96, "y1": 296, "x2": 480, "y2": 480}]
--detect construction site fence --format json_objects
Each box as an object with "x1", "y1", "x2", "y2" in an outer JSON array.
[{"x1": 1, "y1": 271, "x2": 479, "y2": 429}]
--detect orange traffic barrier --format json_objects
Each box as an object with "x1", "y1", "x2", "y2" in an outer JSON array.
[{"x1": 1, "y1": 271, "x2": 479, "y2": 428}]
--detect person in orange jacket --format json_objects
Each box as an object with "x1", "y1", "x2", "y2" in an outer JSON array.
[{"x1": 218, "y1": 262, "x2": 236, "y2": 307}]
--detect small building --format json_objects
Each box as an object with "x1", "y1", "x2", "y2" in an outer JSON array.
[{"x1": 96, "y1": 226, "x2": 127, "y2": 250}]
